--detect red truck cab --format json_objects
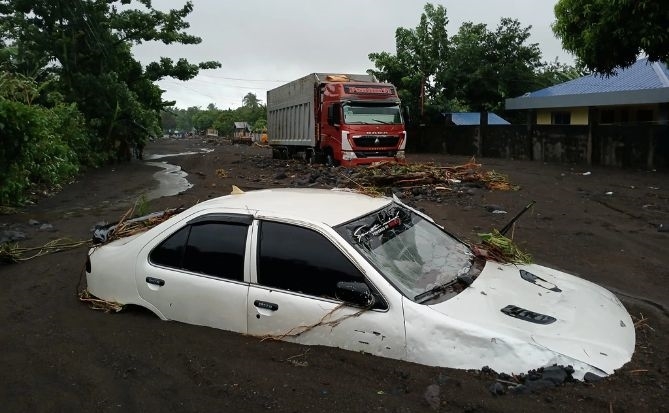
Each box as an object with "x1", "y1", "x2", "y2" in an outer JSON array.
[{"x1": 318, "y1": 82, "x2": 406, "y2": 166}]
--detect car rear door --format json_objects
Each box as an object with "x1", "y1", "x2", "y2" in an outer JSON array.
[
  {"x1": 135, "y1": 213, "x2": 253, "y2": 333},
  {"x1": 246, "y1": 219, "x2": 406, "y2": 359}
]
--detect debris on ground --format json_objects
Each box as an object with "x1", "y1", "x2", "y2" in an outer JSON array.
[
  {"x1": 0, "y1": 238, "x2": 89, "y2": 263},
  {"x1": 238, "y1": 155, "x2": 518, "y2": 199},
  {"x1": 341, "y1": 158, "x2": 518, "y2": 195},
  {"x1": 0, "y1": 206, "x2": 19, "y2": 215},
  {"x1": 472, "y1": 230, "x2": 532, "y2": 264},
  {"x1": 480, "y1": 364, "x2": 577, "y2": 396},
  {"x1": 0, "y1": 228, "x2": 27, "y2": 244},
  {"x1": 92, "y1": 206, "x2": 184, "y2": 244},
  {"x1": 423, "y1": 384, "x2": 441, "y2": 409},
  {"x1": 78, "y1": 289, "x2": 123, "y2": 313}
]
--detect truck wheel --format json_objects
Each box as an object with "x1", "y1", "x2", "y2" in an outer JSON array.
[
  {"x1": 305, "y1": 148, "x2": 315, "y2": 164},
  {"x1": 272, "y1": 148, "x2": 286, "y2": 160},
  {"x1": 325, "y1": 151, "x2": 336, "y2": 167}
]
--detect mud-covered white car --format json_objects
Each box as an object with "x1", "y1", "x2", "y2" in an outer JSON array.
[{"x1": 86, "y1": 188, "x2": 635, "y2": 379}]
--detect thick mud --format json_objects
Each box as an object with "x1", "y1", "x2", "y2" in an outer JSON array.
[{"x1": 1, "y1": 137, "x2": 667, "y2": 412}]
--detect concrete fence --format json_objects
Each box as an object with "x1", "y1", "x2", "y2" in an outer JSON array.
[{"x1": 406, "y1": 124, "x2": 669, "y2": 169}]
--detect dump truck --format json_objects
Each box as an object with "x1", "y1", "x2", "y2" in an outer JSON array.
[{"x1": 267, "y1": 73, "x2": 407, "y2": 166}]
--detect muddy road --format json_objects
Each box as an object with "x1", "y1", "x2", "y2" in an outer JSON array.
[{"x1": 1, "y1": 137, "x2": 667, "y2": 412}]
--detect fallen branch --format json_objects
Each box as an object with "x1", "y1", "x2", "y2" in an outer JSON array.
[
  {"x1": 78, "y1": 289, "x2": 123, "y2": 313},
  {"x1": 93, "y1": 206, "x2": 184, "y2": 244},
  {"x1": 1, "y1": 238, "x2": 89, "y2": 263},
  {"x1": 260, "y1": 303, "x2": 369, "y2": 341},
  {"x1": 632, "y1": 313, "x2": 655, "y2": 331}
]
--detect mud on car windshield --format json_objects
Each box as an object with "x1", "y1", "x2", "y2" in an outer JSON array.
[{"x1": 336, "y1": 203, "x2": 476, "y2": 302}]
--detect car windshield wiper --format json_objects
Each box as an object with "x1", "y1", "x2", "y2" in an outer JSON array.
[
  {"x1": 371, "y1": 118, "x2": 391, "y2": 124},
  {"x1": 414, "y1": 274, "x2": 473, "y2": 303}
]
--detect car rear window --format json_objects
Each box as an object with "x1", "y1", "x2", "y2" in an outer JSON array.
[{"x1": 150, "y1": 222, "x2": 248, "y2": 281}]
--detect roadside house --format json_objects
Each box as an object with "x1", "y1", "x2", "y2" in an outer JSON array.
[
  {"x1": 506, "y1": 58, "x2": 669, "y2": 126},
  {"x1": 501, "y1": 58, "x2": 669, "y2": 168},
  {"x1": 233, "y1": 121, "x2": 252, "y2": 143}
]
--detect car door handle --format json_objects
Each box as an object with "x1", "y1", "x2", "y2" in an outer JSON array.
[
  {"x1": 253, "y1": 300, "x2": 278, "y2": 311},
  {"x1": 146, "y1": 276, "x2": 165, "y2": 286}
]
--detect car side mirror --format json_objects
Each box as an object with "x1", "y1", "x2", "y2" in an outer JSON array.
[{"x1": 335, "y1": 281, "x2": 375, "y2": 307}]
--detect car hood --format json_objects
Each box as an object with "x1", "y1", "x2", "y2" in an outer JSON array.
[{"x1": 427, "y1": 261, "x2": 635, "y2": 376}]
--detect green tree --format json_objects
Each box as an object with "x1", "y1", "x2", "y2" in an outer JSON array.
[
  {"x1": 534, "y1": 59, "x2": 587, "y2": 89},
  {"x1": 252, "y1": 118, "x2": 267, "y2": 132},
  {"x1": 242, "y1": 92, "x2": 261, "y2": 109},
  {"x1": 553, "y1": 0, "x2": 669, "y2": 74},
  {"x1": 438, "y1": 18, "x2": 542, "y2": 112},
  {"x1": 369, "y1": 3, "x2": 449, "y2": 120},
  {"x1": 0, "y1": 0, "x2": 220, "y2": 160},
  {"x1": 192, "y1": 105, "x2": 220, "y2": 131}
]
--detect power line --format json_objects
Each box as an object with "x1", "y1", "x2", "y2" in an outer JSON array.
[
  {"x1": 198, "y1": 74, "x2": 288, "y2": 83},
  {"x1": 164, "y1": 77, "x2": 270, "y2": 91}
]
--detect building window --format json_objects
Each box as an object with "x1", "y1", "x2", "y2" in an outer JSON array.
[
  {"x1": 600, "y1": 110, "x2": 615, "y2": 124},
  {"x1": 551, "y1": 111, "x2": 571, "y2": 125},
  {"x1": 619, "y1": 109, "x2": 629, "y2": 123},
  {"x1": 636, "y1": 110, "x2": 653, "y2": 123}
]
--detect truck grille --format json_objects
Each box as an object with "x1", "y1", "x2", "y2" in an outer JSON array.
[
  {"x1": 353, "y1": 136, "x2": 400, "y2": 148},
  {"x1": 354, "y1": 151, "x2": 398, "y2": 158}
]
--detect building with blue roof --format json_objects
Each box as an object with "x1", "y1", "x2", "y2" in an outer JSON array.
[
  {"x1": 442, "y1": 112, "x2": 510, "y2": 125},
  {"x1": 505, "y1": 58, "x2": 669, "y2": 126}
]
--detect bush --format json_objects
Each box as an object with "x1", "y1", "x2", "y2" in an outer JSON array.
[{"x1": 0, "y1": 98, "x2": 89, "y2": 205}]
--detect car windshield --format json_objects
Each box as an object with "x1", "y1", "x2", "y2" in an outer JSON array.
[
  {"x1": 336, "y1": 203, "x2": 473, "y2": 302},
  {"x1": 343, "y1": 103, "x2": 402, "y2": 125}
]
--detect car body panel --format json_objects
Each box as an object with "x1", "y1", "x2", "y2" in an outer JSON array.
[
  {"x1": 245, "y1": 218, "x2": 407, "y2": 358},
  {"x1": 131, "y1": 212, "x2": 254, "y2": 332},
  {"x1": 135, "y1": 256, "x2": 250, "y2": 333},
  {"x1": 246, "y1": 286, "x2": 407, "y2": 359},
  {"x1": 415, "y1": 262, "x2": 634, "y2": 378}
]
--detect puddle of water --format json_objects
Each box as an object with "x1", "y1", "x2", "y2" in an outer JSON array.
[
  {"x1": 145, "y1": 148, "x2": 214, "y2": 160},
  {"x1": 145, "y1": 162, "x2": 193, "y2": 200}
]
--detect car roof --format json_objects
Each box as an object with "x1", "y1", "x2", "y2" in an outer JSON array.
[{"x1": 194, "y1": 188, "x2": 392, "y2": 226}]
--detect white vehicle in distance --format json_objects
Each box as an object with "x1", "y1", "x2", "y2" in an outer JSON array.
[{"x1": 85, "y1": 188, "x2": 635, "y2": 380}]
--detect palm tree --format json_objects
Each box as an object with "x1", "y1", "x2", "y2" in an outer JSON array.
[{"x1": 242, "y1": 92, "x2": 260, "y2": 109}]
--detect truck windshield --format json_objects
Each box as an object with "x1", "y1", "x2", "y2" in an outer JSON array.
[
  {"x1": 342, "y1": 103, "x2": 402, "y2": 125},
  {"x1": 335, "y1": 203, "x2": 474, "y2": 302}
]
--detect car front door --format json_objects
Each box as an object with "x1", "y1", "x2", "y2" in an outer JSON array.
[
  {"x1": 246, "y1": 220, "x2": 406, "y2": 360},
  {"x1": 135, "y1": 214, "x2": 252, "y2": 333}
]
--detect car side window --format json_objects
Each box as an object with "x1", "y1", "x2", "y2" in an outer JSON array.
[
  {"x1": 149, "y1": 222, "x2": 248, "y2": 281},
  {"x1": 150, "y1": 226, "x2": 189, "y2": 268},
  {"x1": 257, "y1": 221, "x2": 365, "y2": 299}
]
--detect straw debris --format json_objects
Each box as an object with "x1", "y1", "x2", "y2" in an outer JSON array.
[
  {"x1": 78, "y1": 289, "x2": 123, "y2": 313},
  {"x1": 341, "y1": 157, "x2": 518, "y2": 195},
  {"x1": 473, "y1": 230, "x2": 532, "y2": 264},
  {"x1": 1, "y1": 238, "x2": 89, "y2": 263}
]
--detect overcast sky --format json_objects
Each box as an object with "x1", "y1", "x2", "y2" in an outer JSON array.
[{"x1": 132, "y1": 0, "x2": 572, "y2": 109}]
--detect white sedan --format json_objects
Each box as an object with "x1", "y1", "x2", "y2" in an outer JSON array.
[{"x1": 85, "y1": 188, "x2": 635, "y2": 379}]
